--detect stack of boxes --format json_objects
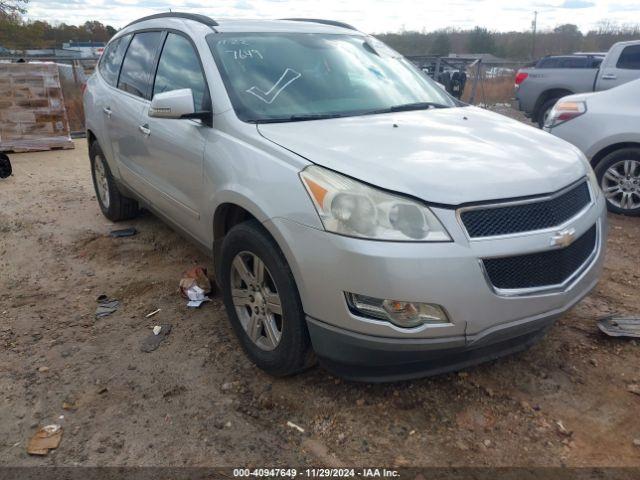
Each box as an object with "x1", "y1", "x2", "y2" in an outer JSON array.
[{"x1": 0, "y1": 62, "x2": 74, "y2": 153}]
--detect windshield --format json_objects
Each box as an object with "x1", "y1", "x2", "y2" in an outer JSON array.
[{"x1": 207, "y1": 33, "x2": 457, "y2": 123}]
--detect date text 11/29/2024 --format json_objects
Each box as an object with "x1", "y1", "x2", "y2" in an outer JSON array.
[{"x1": 232, "y1": 468, "x2": 400, "y2": 478}]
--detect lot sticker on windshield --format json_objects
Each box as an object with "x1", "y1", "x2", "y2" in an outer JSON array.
[
  {"x1": 246, "y1": 68, "x2": 301, "y2": 104},
  {"x1": 225, "y1": 49, "x2": 264, "y2": 60}
]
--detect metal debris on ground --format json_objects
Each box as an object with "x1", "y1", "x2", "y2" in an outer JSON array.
[
  {"x1": 141, "y1": 324, "x2": 172, "y2": 353},
  {"x1": 109, "y1": 227, "x2": 137, "y2": 238},
  {"x1": 27, "y1": 424, "x2": 63, "y2": 456},
  {"x1": 597, "y1": 316, "x2": 640, "y2": 338},
  {"x1": 0, "y1": 153, "x2": 11, "y2": 179},
  {"x1": 146, "y1": 308, "x2": 161, "y2": 318},
  {"x1": 95, "y1": 294, "x2": 120, "y2": 319}
]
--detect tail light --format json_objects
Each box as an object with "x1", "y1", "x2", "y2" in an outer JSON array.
[{"x1": 514, "y1": 71, "x2": 528, "y2": 86}]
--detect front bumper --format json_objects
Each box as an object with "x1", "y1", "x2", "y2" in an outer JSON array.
[
  {"x1": 265, "y1": 191, "x2": 606, "y2": 380},
  {"x1": 306, "y1": 278, "x2": 590, "y2": 381}
]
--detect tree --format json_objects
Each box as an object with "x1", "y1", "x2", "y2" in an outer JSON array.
[
  {"x1": 553, "y1": 23, "x2": 581, "y2": 36},
  {"x1": 0, "y1": 0, "x2": 28, "y2": 16},
  {"x1": 467, "y1": 26, "x2": 496, "y2": 54},
  {"x1": 431, "y1": 32, "x2": 451, "y2": 56},
  {"x1": 552, "y1": 23, "x2": 582, "y2": 54}
]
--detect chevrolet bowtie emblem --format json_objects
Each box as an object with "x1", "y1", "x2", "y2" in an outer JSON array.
[{"x1": 550, "y1": 228, "x2": 576, "y2": 248}]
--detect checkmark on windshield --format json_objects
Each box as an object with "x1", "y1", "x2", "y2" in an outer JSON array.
[{"x1": 246, "y1": 68, "x2": 302, "y2": 104}]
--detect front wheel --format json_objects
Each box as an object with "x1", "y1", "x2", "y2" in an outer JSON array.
[
  {"x1": 89, "y1": 141, "x2": 138, "y2": 221},
  {"x1": 594, "y1": 148, "x2": 640, "y2": 216},
  {"x1": 218, "y1": 220, "x2": 313, "y2": 376}
]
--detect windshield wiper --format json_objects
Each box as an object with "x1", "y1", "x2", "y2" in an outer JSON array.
[
  {"x1": 355, "y1": 102, "x2": 451, "y2": 117},
  {"x1": 388, "y1": 102, "x2": 450, "y2": 112},
  {"x1": 253, "y1": 113, "x2": 346, "y2": 124},
  {"x1": 251, "y1": 103, "x2": 450, "y2": 124}
]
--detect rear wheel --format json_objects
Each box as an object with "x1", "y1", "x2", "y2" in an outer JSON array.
[
  {"x1": 218, "y1": 220, "x2": 313, "y2": 376},
  {"x1": 89, "y1": 141, "x2": 138, "y2": 221},
  {"x1": 594, "y1": 148, "x2": 640, "y2": 216}
]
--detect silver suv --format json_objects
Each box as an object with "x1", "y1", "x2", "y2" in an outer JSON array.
[{"x1": 84, "y1": 13, "x2": 607, "y2": 381}]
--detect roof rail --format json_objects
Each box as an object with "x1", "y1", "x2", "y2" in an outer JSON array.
[
  {"x1": 125, "y1": 12, "x2": 218, "y2": 29},
  {"x1": 281, "y1": 18, "x2": 358, "y2": 31}
]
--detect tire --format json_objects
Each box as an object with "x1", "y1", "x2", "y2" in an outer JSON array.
[
  {"x1": 0, "y1": 152, "x2": 11, "y2": 178},
  {"x1": 218, "y1": 220, "x2": 313, "y2": 376},
  {"x1": 594, "y1": 147, "x2": 640, "y2": 216},
  {"x1": 89, "y1": 141, "x2": 138, "y2": 221},
  {"x1": 537, "y1": 98, "x2": 559, "y2": 128}
]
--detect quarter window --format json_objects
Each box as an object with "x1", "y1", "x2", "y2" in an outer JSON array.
[
  {"x1": 98, "y1": 35, "x2": 130, "y2": 86},
  {"x1": 118, "y1": 31, "x2": 164, "y2": 99},
  {"x1": 153, "y1": 33, "x2": 208, "y2": 110},
  {"x1": 616, "y1": 45, "x2": 640, "y2": 70}
]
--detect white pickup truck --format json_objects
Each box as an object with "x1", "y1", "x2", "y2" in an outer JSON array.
[{"x1": 515, "y1": 41, "x2": 640, "y2": 127}]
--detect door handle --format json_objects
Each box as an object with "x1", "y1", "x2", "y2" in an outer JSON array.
[
  {"x1": 138, "y1": 124, "x2": 151, "y2": 136},
  {"x1": 102, "y1": 107, "x2": 112, "y2": 117},
  {"x1": 602, "y1": 73, "x2": 617, "y2": 80}
]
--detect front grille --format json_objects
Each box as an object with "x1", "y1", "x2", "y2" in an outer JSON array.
[
  {"x1": 482, "y1": 224, "x2": 597, "y2": 290},
  {"x1": 461, "y1": 181, "x2": 591, "y2": 238}
]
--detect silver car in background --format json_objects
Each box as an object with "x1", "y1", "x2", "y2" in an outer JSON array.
[
  {"x1": 84, "y1": 13, "x2": 607, "y2": 381},
  {"x1": 545, "y1": 79, "x2": 640, "y2": 216}
]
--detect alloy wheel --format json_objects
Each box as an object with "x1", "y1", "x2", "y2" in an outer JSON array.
[
  {"x1": 601, "y1": 159, "x2": 640, "y2": 210},
  {"x1": 94, "y1": 155, "x2": 110, "y2": 209},
  {"x1": 230, "y1": 251, "x2": 283, "y2": 351}
]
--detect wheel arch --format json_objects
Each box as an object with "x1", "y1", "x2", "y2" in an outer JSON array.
[
  {"x1": 86, "y1": 129, "x2": 97, "y2": 150},
  {"x1": 590, "y1": 142, "x2": 640, "y2": 168},
  {"x1": 534, "y1": 88, "x2": 573, "y2": 120},
  {"x1": 212, "y1": 199, "x2": 271, "y2": 272}
]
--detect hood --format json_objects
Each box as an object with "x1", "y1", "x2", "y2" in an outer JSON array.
[{"x1": 258, "y1": 107, "x2": 588, "y2": 205}]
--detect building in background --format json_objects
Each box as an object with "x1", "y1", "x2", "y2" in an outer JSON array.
[{"x1": 61, "y1": 41, "x2": 105, "y2": 58}]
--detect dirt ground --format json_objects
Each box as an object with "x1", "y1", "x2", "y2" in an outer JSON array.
[{"x1": 1, "y1": 131, "x2": 640, "y2": 468}]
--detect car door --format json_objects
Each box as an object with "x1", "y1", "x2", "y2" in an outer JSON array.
[
  {"x1": 598, "y1": 44, "x2": 640, "y2": 90},
  {"x1": 111, "y1": 31, "x2": 164, "y2": 197},
  {"x1": 92, "y1": 34, "x2": 131, "y2": 164},
  {"x1": 135, "y1": 32, "x2": 210, "y2": 241}
]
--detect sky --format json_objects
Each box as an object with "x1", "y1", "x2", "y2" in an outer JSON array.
[{"x1": 23, "y1": 0, "x2": 640, "y2": 33}]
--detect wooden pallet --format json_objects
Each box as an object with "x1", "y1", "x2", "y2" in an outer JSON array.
[{"x1": 0, "y1": 63, "x2": 74, "y2": 153}]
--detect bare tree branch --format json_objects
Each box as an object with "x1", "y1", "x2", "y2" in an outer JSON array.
[{"x1": 0, "y1": 0, "x2": 28, "y2": 16}]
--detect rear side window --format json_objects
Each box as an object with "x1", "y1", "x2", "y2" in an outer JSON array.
[
  {"x1": 98, "y1": 35, "x2": 130, "y2": 86},
  {"x1": 118, "y1": 31, "x2": 164, "y2": 99},
  {"x1": 561, "y1": 57, "x2": 588, "y2": 68},
  {"x1": 537, "y1": 58, "x2": 560, "y2": 68},
  {"x1": 153, "y1": 33, "x2": 208, "y2": 110},
  {"x1": 617, "y1": 45, "x2": 640, "y2": 70},
  {"x1": 537, "y1": 57, "x2": 594, "y2": 69}
]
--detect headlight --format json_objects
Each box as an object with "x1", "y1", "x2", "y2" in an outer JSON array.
[
  {"x1": 545, "y1": 100, "x2": 586, "y2": 128},
  {"x1": 300, "y1": 165, "x2": 450, "y2": 241}
]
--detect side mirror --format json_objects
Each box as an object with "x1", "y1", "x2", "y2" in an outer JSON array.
[{"x1": 149, "y1": 89, "x2": 211, "y2": 122}]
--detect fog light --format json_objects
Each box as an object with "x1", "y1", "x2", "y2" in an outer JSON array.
[{"x1": 346, "y1": 293, "x2": 449, "y2": 328}]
